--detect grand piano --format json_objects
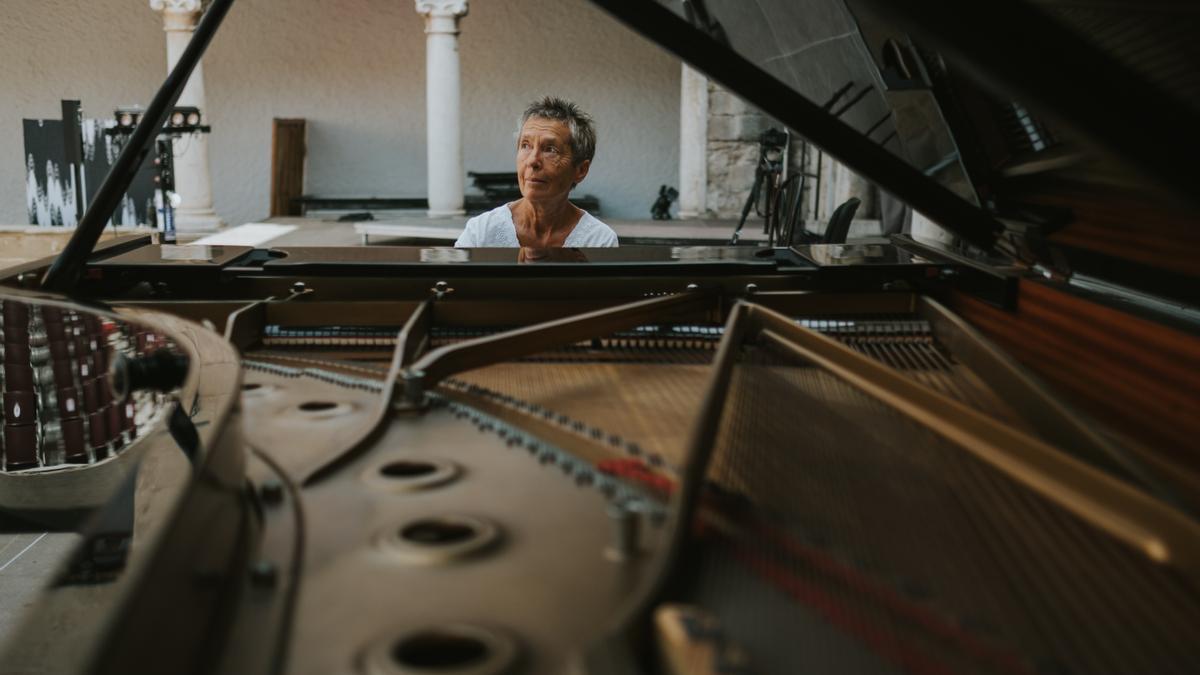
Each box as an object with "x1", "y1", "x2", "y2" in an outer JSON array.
[{"x1": 1, "y1": 1, "x2": 1198, "y2": 674}]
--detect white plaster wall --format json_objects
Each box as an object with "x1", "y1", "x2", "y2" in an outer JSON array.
[
  {"x1": 0, "y1": 0, "x2": 164, "y2": 226},
  {"x1": 458, "y1": 0, "x2": 679, "y2": 220},
  {"x1": 0, "y1": 0, "x2": 680, "y2": 227}
]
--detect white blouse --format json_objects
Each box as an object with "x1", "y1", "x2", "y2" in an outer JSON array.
[{"x1": 454, "y1": 204, "x2": 619, "y2": 247}]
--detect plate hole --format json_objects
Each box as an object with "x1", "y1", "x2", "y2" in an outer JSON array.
[
  {"x1": 381, "y1": 461, "x2": 438, "y2": 479},
  {"x1": 298, "y1": 401, "x2": 337, "y2": 412},
  {"x1": 242, "y1": 383, "x2": 262, "y2": 391},
  {"x1": 392, "y1": 630, "x2": 489, "y2": 669},
  {"x1": 401, "y1": 519, "x2": 477, "y2": 546}
]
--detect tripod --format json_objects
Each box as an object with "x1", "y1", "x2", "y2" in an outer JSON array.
[{"x1": 729, "y1": 128, "x2": 790, "y2": 245}]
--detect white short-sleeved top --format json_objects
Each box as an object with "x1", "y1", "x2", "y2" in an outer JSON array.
[{"x1": 454, "y1": 204, "x2": 619, "y2": 247}]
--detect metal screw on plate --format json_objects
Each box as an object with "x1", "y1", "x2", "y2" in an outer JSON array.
[
  {"x1": 431, "y1": 280, "x2": 454, "y2": 299},
  {"x1": 686, "y1": 283, "x2": 699, "y2": 291},
  {"x1": 259, "y1": 478, "x2": 284, "y2": 505},
  {"x1": 249, "y1": 560, "x2": 277, "y2": 588},
  {"x1": 744, "y1": 283, "x2": 758, "y2": 295},
  {"x1": 290, "y1": 281, "x2": 307, "y2": 295}
]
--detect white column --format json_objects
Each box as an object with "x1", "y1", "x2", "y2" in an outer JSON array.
[
  {"x1": 678, "y1": 63, "x2": 708, "y2": 219},
  {"x1": 150, "y1": 0, "x2": 225, "y2": 232},
  {"x1": 416, "y1": 0, "x2": 469, "y2": 217}
]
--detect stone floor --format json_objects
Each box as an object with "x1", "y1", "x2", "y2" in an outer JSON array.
[{"x1": 0, "y1": 531, "x2": 79, "y2": 640}]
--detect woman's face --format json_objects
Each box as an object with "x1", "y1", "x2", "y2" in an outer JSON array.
[{"x1": 516, "y1": 117, "x2": 590, "y2": 202}]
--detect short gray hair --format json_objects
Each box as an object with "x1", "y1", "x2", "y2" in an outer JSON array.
[{"x1": 519, "y1": 96, "x2": 596, "y2": 165}]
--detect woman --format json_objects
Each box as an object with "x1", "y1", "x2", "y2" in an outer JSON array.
[{"x1": 455, "y1": 97, "x2": 618, "y2": 247}]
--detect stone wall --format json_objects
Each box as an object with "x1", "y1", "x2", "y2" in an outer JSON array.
[
  {"x1": 0, "y1": 0, "x2": 681, "y2": 227},
  {"x1": 705, "y1": 82, "x2": 766, "y2": 218},
  {"x1": 703, "y1": 81, "x2": 881, "y2": 235}
]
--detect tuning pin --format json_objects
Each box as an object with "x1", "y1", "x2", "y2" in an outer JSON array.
[
  {"x1": 82, "y1": 377, "x2": 102, "y2": 413},
  {"x1": 3, "y1": 390, "x2": 36, "y2": 424},
  {"x1": 106, "y1": 405, "x2": 124, "y2": 450},
  {"x1": 121, "y1": 400, "x2": 137, "y2": 437},
  {"x1": 4, "y1": 363, "x2": 34, "y2": 391},
  {"x1": 2, "y1": 302, "x2": 29, "y2": 328},
  {"x1": 3, "y1": 424, "x2": 40, "y2": 470},
  {"x1": 61, "y1": 416, "x2": 88, "y2": 464},
  {"x1": 88, "y1": 410, "x2": 110, "y2": 460},
  {"x1": 3, "y1": 342, "x2": 30, "y2": 365}
]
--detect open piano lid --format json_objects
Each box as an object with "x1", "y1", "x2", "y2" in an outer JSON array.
[{"x1": 591, "y1": 0, "x2": 1200, "y2": 306}]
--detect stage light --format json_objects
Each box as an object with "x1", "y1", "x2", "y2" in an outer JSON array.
[{"x1": 114, "y1": 107, "x2": 143, "y2": 129}]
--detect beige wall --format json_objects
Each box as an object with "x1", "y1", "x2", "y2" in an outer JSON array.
[{"x1": 0, "y1": 0, "x2": 681, "y2": 227}]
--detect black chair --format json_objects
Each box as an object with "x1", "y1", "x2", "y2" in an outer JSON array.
[{"x1": 822, "y1": 197, "x2": 862, "y2": 244}]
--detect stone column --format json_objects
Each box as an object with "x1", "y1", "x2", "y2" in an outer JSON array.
[
  {"x1": 677, "y1": 63, "x2": 708, "y2": 219},
  {"x1": 150, "y1": 0, "x2": 225, "y2": 232},
  {"x1": 416, "y1": 0, "x2": 469, "y2": 217}
]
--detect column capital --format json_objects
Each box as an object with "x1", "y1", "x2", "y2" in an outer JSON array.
[
  {"x1": 149, "y1": 0, "x2": 203, "y2": 13},
  {"x1": 150, "y1": 0, "x2": 203, "y2": 31},
  {"x1": 415, "y1": 0, "x2": 468, "y2": 34},
  {"x1": 415, "y1": 0, "x2": 468, "y2": 18}
]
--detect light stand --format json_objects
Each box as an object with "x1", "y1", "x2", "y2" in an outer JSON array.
[{"x1": 105, "y1": 106, "x2": 211, "y2": 243}]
